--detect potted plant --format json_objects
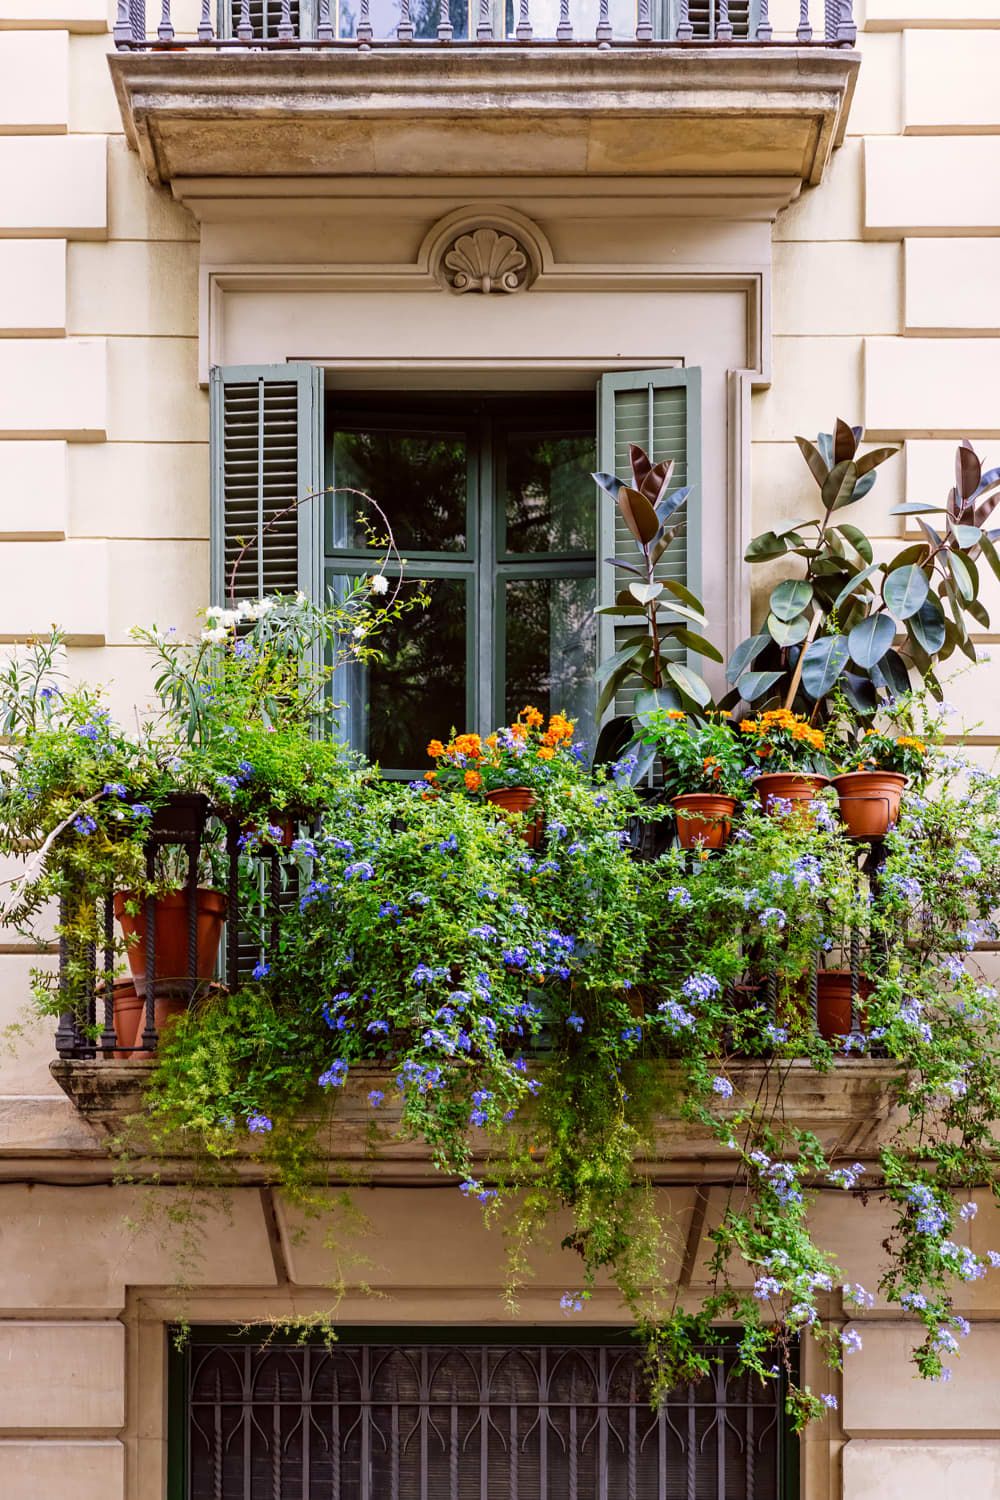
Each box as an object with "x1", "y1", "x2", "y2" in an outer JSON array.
[
  {"x1": 637, "y1": 709, "x2": 748, "y2": 849},
  {"x1": 426, "y1": 707, "x2": 578, "y2": 845},
  {"x1": 830, "y1": 727, "x2": 930, "y2": 839},
  {"x1": 739, "y1": 708, "x2": 832, "y2": 815}
]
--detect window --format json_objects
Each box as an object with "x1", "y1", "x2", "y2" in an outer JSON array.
[
  {"x1": 325, "y1": 396, "x2": 597, "y2": 774},
  {"x1": 173, "y1": 1331, "x2": 792, "y2": 1500},
  {"x1": 210, "y1": 366, "x2": 699, "y2": 770}
]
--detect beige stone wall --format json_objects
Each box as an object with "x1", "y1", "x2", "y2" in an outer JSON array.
[{"x1": 2, "y1": 5, "x2": 1000, "y2": 1498}]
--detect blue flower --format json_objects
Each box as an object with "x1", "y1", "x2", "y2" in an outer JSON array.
[
  {"x1": 560, "y1": 1292, "x2": 584, "y2": 1314},
  {"x1": 411, "y1": 963, "x2": 439, "y2": 986},
  {"x1": 366, "y1": 1019, "x2": 390, "y2": 1034},
  {"x1": 657, "y1": 999, "x2": 695, "y2": 1034},
  {"x1": 131, "y1": 804, "x2": 152, "y2": 819},
  {"x1": 74, "y1": 813, "x2": 97, "y2": 836},
  {"x1": 819, "y1": 1393, "x2": 838, "y2": 1412},
  {"x1": 682, "y1": 972, "x2": 720, "y2": 1004},
  {"x1": 711, "y1": 1075, "x2": 734, "y2": 1099},
  {"x1": 828, "y1": 1162, "x2": 865, "y2": 1191},
  {"x1": 319, "y1": 1060, "x2": 349, "y2": 1088},
  {"x1": 74, "y1": 723, "x2": 99, "y2": 741},
  {"x1": 237, "y1": 760, "x2": 254, "y2": 779},
  {"x1": 469, "y1": 924, "x2": 498, "y2": 942},
  {"x1": 621, "y1": 1025, "x2": 642, "y2": 1044},
  {"x1": 378, "y1": 901, "x2": 401, "y2": 920},
  {"x1": 216, "y1": 775, "x2": 240, "y2": 794},
  {"x1": 956, "y1": 850, "x2": 982, "y2": 876},
  {"x1": 841, "y1": 1329, "x2": 863, "y2": 1354},
  {"x1": 345, "y1": 860, "x2": 375, "y2": 881},
  {"x1": 368, "y1": 1090, "x2": 385, "y2": 1108},
  {"x1": 438, "y1": 833, "x2": 459, "y2": 853},
  {"x1": 102, "y1": 783, "x2": 128, "y2": 799},
  {"x1": 408, "y1": 891, "x2": 430, "y2": 907},
  {"x1": 291, "y1": 837, "x2": 318, "y2": 857},
  {"x1": 331, "y1": 838, "x2": 354, "y2": 854},
  {"x1": 252, "y1": 959, "x2": 271, "y2": 981},
  {"x1": 247, "y1": 1112, "x2": 272, "y2": 1133},
  {"x1": 566, "y1": 1014, "x2": 584, "y2": 1032},
  {"x1": 668, "y1": 887, "x2": 693, "y2": 909}
]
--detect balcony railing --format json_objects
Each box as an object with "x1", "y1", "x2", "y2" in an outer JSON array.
[{"x1": 113, "y1": 0, "x2": 855, "y2": 49}]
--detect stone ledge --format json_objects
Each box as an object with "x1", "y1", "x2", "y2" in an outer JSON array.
[
  {"x1": 108, "y1": 46, "x2": 859, "y2": 190},
  {"x1": 49, "y1": 1057, "x2": 904, "y2": 1173}
]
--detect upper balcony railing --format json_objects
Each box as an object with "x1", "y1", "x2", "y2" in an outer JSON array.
[{"x1": 113, "y1": 0, "x2": 855, "y2": 49}]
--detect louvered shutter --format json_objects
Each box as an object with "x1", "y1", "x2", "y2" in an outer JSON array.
[
  {"x1": 217, "y1": 0, "x2": 315, "y2": 38},
  {"x1": 668, "y1": 0, "x2": 756, "y2": 36},
  {"x1": 596, "y1": 367, "x2": 701, "y2": 724},
  {"x1": 210, "y1": 365, "x2": 324, "y2": 610},
  {"x1": 209, "y1": 365, "x2": 324, "y2": 982}
]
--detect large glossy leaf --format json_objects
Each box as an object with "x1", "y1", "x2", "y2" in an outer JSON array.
[
  {"x1": 880, "y1": 648, "x2": 912, "y2": 699},
  {"x1": 671, "y1": 628, "x2": 724, "y2": 664},
  {"x1": 978, "y1": 534, "x2": 1000, "y2": 587},
  {"x1": 957, "y1": 441, "x2": 982, "y2": 502},
  {"x1": 618, "y1": 487, "x2": 659, "y2": 547},
  {"x1": 634, "y1": 686, "x2": 683, "y2": 726},
  {"x1": 655, "y1": 484, "x2": 690, "y2": 526},
  {"x1": 833, "y1": 561, "x2": 882, "y2": 612},
  {"x1": 795, "y1": 435, "x2": 829, "y2": 488},
  {"x1": 767, "y1": 612, "x2": 811, "y2": 648},
  {"x1": 596, "y1": 663, "x2": 634, "y2": 717},
  {"x1": 606, "y1": 557, "x2": 646, "y2": 578},
  {"x1": 855, "y1": 444, "x2": 897, "y2": 477},
  {"x1": 841, "y1": 471, "x2": 877, "y2": 509},
  {"x1": 848, "y1": 613, "x2": 895, "y2": 669},
  {"x1": 774, "y1": 517, "x2": 814, "y2": 538},
  {"x1": 656, "y1": 600, "x2": 708, "y2": 630},
  {"x1": 592, "y1": 471, "x2": 627, "y2": 500},
  {"x1": 966, "y1": 596, "x2": 990, "y2": 630},
  {"x1": 841, "y1": 672, "x2": 878, "y2": 716},
  {"x1": 595, "y1": 639, "x2": 649, "y2": 687},
  {"x1": 834, "y1": 418, "x2": 858, "y2": 465},
  {"x1": 629, "y1": 581, "x2": 663, "y2": 606},
  {"x1": 666, "y1": 662, "x2": 713, "y2": 709},
  {"x1": 883, "y1": 564, "x2": 930, "y2": 621},
  {"x1": 947, "y1": 551, "x2": 975, "y2": 602},
  {"x1": 770, "y1": 579, "x2": 813, "y2": 622},
  {"x1": 661, "y1": 578, "x2": 706, "y2": 613},
  {"x1": 908, "y1": 594, "x2": 946, "y2": 655},
  {"x1": 737, "y1": 669, "x2": 785, "y2": 703},
  {"x1": 801, "y1": 634, "x2": 850, "y2": 700},
  {"x1": 726, "y1": 633, "x2": 770, "y2": 684},
  {"x1": 592, "y1": 715, "x2": 635, "y2": 768},
  {"x1": 745, "y1": 531, "x2": 788, "y2": 563},
  {"x1": 890, "y1": 502, "x2": 948, "y2": 516},
  {"x1": 822, "y1": 460, "x2": 858, "y2": 512},
  {"x1": 834, "y1": 524, "x2": 874, "y2": 563},
  {"x1": 952, "y1": 524, "x2": 983, "y2": 549}
]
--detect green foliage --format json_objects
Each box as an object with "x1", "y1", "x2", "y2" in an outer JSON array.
[{"x1": 637, "y1": 709, "x2": 751, "y2": 799}]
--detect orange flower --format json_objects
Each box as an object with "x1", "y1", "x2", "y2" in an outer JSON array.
[
  {"x1": 520, "y1": 705, "x2": 544, "y2": 729},
  {"x1": 452, "y1": 733, "x2": 483, "y2": 759},
  {"x1": 666, "y1": 710, "x2": 687, "y2": 721},
  {"x1": 510, "y1": 722, "x2": 528, "y2": 740},
  {"x1": 464, "y1": 769, "x2": 482, "y2": 792},
  {"x1": 486, "y1": 733, "x2": 499, "y2": 748},
  {"x1": 425, "y1": 769, "x2": 437, "y2": 782},
  {"x1": 537, "y1": 746, "x2": 555, "y2": 761},
  {"x1": 426, "y1": 739, "x2": 445, "y2": 758}
]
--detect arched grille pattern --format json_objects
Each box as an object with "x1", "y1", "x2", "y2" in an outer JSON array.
[{"x1": 185, "y1": 1340, "x2": 784, "y2": 1500}]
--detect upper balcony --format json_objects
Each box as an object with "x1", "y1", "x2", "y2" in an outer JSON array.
[{"x1": 108, "y1": 1, "x2": 860, "y2": 189}]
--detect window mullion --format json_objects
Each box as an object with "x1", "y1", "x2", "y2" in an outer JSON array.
[{"x1": 477, "y1": 415, "x2": 496, "y2": 735}]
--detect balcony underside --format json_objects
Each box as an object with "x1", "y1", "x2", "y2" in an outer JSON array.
[
  {"x1": 109, "y1": 47, "x2": 859, "y2": 189},
  {"x1": 47, "y1": 1057, "x2": 902, "y2": 1179}
]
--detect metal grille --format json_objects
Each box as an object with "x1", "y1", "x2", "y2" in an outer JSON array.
[
  {"x1": 218, "y1": 375, "x2": 302, "y2": 603},
  {"x1": 186, "y1": 1341, "x2": 783, "y2": 1500}
]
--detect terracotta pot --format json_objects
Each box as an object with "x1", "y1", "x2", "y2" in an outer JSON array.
[
  {"x1": 111, "y1": 982, "x2": 188, "y2": 1056},
  {"x1": 671, "y1": 793, "x2": 738, "y2": 851},
  {"x1": 816, "y1": 970, "x2": 872, "y2": 1042},
  {"x1": 485, "y1": 786, "x2": 544, "y2": 848},
  {"x1": 832, "y1": 771, "x2": 907, "y2": 840},
  {"x1": 753, "y1": 772, "x2": 830, "y2": 817},
  {"x1": 114, "y1": 888, "x2": 227, "y2": 998}
]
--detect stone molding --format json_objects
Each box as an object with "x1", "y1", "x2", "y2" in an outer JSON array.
[{"x1": 108, "y1": 46, "x2": 859, "y2": 189}]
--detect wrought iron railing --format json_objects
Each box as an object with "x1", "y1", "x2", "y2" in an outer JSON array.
[
  {"x1": 184, "y1": 1338, "x2": 786, "y2": 1500},
  {"x1": 114, "y1": 0, "x2": 855, "y2": 49}
]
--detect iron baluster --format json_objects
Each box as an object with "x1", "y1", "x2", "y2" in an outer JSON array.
[
  {"x1": 226, "y1": 819, "x2": 240, "y2": 991},
  {"x1": 837, "y1": 0, "x2": 856, "y2": 42},
  {"x1": 54, "y1": 895, "x2": 78, "y2": 1058},
  {"x1": 556, "y1": 0, "x2": 571, "y2": 41},
  {"x1": 596, "y1": 0, "x2": 612, "y2": 46},
  {"x1": 237, "y1": 0, "x2": 253, "y2": 42},
  {"x1": 476, "y1": 0, "x2": 492, "y2": 39},
  {"x1": 277, "y1": 0, "x2": 294, "y2": 38},
  {"x1": 213, "y1": 1369, "x2": 223, "y2": 1500},
  {"x1": 810, "y1": 944, "x2": 820, "y2": 1035},
  {"x1": 397, "y1": 0, "x2": 414, "y2": 41},
  {"x1": 676, "y1": 0, "x2": 692, "y2": 40},
  {"x1": 515, "y1": 0, "x2": 531, "y2": 40},
  {"x1": 850, "y1": 926, "x2": 861, "y2": 1036},
  {"x1": 269, "y1": 846, "x2": 281, "y2": 956},
  {"x1": 685, "y1": 1375, "x2": 696, "y2": 1499},
  {"x1": 356, "y1": 0, "x2": 373, "y2": 44},
  {"x1": 627, "y1": 1366, "x2": 637, "y2": 1500},
  {"x1": 113, "y1": 0, "x2": 135, "y2": 45},
  {"x1": 101, "y1": 894, "x2": 116, "y2": 1055},
  {"x1": 716, "y1": 0, "x2": 732, "y2": 39},
  {"x1": 186, "y1": 838, "x2": 199, "y2": 1006},
  {"x1": 797, "y1": 0, "x2": 812, "y2": 41},
  {"x1": 437, "y1": 0, "x2": 453, "y2": 42},
  {"x1": 157, "y1": 0, "x2": 174, "y2": 40},
  {"x1": 198, "y1": 0, "x2": 214, "y2": 40},
  {"x1": 635, "y1": 0, "x2": 651, "y2": 40},
  {"x1": 746, "y1": 1376, "x2": 755, "y2": 1500},
  {"x1": 755, "y1": 0, "x2": 771, "y2": 39},
  {"x1": 509, "y1": 1401, "x2": 518, "y2": 1500},
  {"x1": 317, "y1": 0, "x2": 334, "y2": 39}
]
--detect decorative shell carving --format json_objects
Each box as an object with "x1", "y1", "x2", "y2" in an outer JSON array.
[{"x1": 442, "y1": 227, "x2": 531, "y2": 295}]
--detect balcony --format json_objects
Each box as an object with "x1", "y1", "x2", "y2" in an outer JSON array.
[{"x1": 107, "y1": 1, "x2": 860, "y2": 188}]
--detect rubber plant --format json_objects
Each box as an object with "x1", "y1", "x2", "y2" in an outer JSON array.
[{"x1": 726, "y1": 425, "x2": 1000, "y2": 719}]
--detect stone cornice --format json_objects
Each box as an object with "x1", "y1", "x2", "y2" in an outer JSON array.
[{"x1": 108, "y1": 45, "x2": 859, "y2": 190}]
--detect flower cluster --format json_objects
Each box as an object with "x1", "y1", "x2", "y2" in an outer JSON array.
[
  {"x1": 740, "y1": 708, "x2": 828, "y2": 773},
  {"x1": 426, "y1": 707, "x2": 579, "y2": 795}
]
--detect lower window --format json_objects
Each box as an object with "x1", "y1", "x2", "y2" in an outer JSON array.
[{"x1": 175, "y1": 1332, "x2": 790, "y2": 1499}]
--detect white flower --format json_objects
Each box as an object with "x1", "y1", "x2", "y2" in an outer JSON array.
[
  {"x1": 370, "y1": 574, "x2": 389, "y2": 596},
  {"x1": 296, "y1": 591, "x2": 307, "y2": 604},
  {"x1": 241, "y1": 598, "x2": 276, "y2": 621},
  {"x1": 200, "y1": 625, "x2": 229, "y2": 644},
  {"x1": 204, "y1": 605, "x2": 242, "y2": 628},
  {"x1": 352, "y1": 624, "x2": 366, "y2": 639}
]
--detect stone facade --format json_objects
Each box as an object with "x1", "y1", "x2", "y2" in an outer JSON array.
[{"x1": 2, "y1": 2, "x2": 1000, "y2": 1497}]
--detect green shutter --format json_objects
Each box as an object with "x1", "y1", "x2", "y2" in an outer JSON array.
[
  {"x1": 596, "y1": 366, "x2": 701, "y2": 723},
  {"x1": 210, "y1": 364, "x2": 324, "y2": 609}
]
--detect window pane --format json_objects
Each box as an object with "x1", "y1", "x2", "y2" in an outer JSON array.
[
  {"x1": 336, "y1": 0, "x2": 472, "y2": 36},
  {"x1": 503, "y1": 431, "x2": 596, "y2": 556},
  {"x1": 331, "y1": 428, "x2": 468, "y2": 553},
  {"x1": 335, "y1": 576, "x2": 468, "y2": 772},
  {"x1": 503, "y1": 575, "x2": 596, "y2": 751}
]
